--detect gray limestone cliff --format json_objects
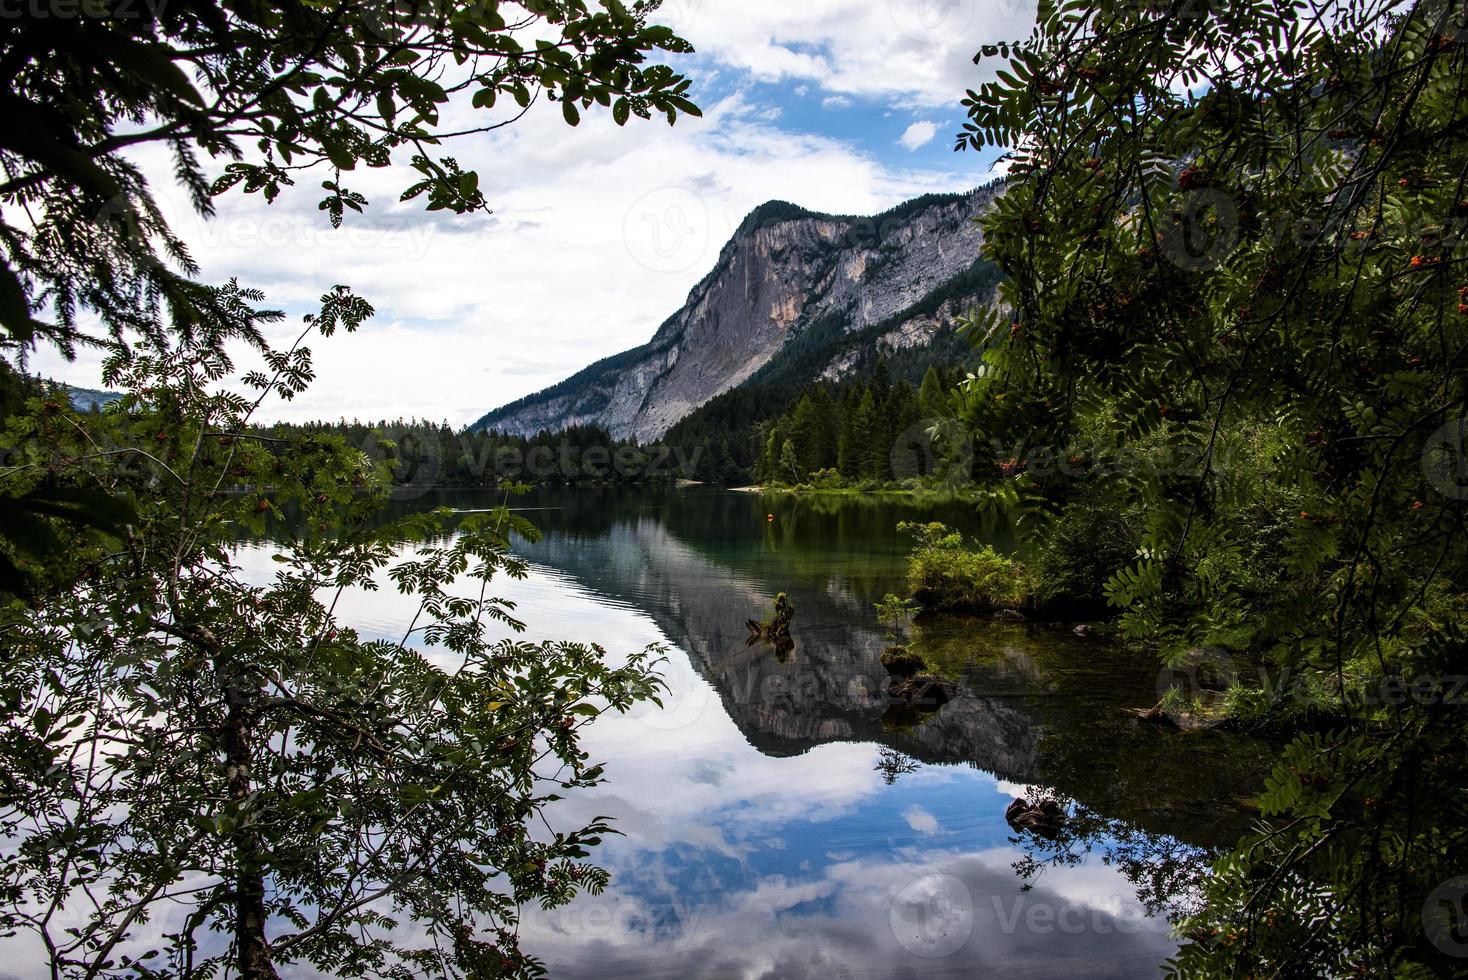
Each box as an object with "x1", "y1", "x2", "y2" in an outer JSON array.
[{"x1": 472, "y1": 185, "x2": 1002, "y2": 442}]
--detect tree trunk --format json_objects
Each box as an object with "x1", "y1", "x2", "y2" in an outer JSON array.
[{"x1": 222, "y1": 672, "x2": 279, "y2": 980}]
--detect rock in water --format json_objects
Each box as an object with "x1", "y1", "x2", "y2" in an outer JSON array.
[
  {"x1": 880, "y1": 645, "x2": 926, "y2": 677},
  {"x1": 1004, "y1": 797, "x2": 1066, "y2": 839},
  {"x1": 887, "y1": 673, "x2": 955, "y2": 709}
]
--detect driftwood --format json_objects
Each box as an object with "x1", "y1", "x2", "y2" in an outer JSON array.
[
  {"x1": 1125, "y1": 699, "x2": 1173, "y2": 723},
  {"x1": 747, "y1": 593, "x2": 794, "y2": 645}
]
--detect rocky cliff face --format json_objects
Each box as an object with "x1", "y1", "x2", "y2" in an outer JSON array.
[{"x1": 473, "y1": 186, "x2": 1001, "y2": 442}]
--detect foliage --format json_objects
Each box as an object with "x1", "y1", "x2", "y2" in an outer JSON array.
[
  {"x1": 261, "y1": 418, "x2": 674, "y2": 490},
  {"x1": 958, "y1": 0, "x2": 1468, "y2": 972},
  {"x1": 0, "y1": 293, "x2": 667, "y2": 978},
  {"x1": 0, "y1": 0, "x2": 697, "y2": 357},
  {"x1": 898, "y1": 520, "x2": 1030, "y2": 611},
  {"x1": 874, "y1": 592, "x2": 921, "y2": 641},
  {"x1": 754, "y1": 365, "x2": 970, "y2": 488},
  {"x1": 0, "y1": 3, "x2": 701, "y2": 976},
  {"x1": 1025, "y1": 477, "x2": 1141, "y2": 612},
  {"x1": 657, "y1": 380, "x2": 800, "y2": 483}
]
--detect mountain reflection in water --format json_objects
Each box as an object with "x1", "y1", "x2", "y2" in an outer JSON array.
[{"x1": 240, "y1": 487, "x2": 1273, "y2": 979}]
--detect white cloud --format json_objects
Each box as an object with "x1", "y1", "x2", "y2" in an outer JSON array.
[
  {"x1": 25, "y1": 91, "x2": 978, "y2": 426},
  {"x1": 18, "y1": 0, "x2": 1036, "y2": 426},
  {"x1": 821, "y1": 94, "x2": 854, "y2": 109},
  {"x1": 659, "y1": 0, "x2": 1038, "y2": 107},
  {"x1": 899, "y1": 120, "x2": 940, "y2": 151},
  {"x1": 903, "y1": 804, "x2": 942, "y2": 835}
]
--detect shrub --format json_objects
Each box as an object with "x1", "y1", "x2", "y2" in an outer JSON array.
[
  {"x1": 1029, "y1": 483, "x2": 1141, "y2": 613},
  {"x1": 806, "y1": 468, "x2": 847, "y2": 490},
  {"x1": 898, "y1": 521, "x2": 1030, "y2": 611}
]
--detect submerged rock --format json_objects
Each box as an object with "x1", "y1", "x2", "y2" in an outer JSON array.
[
  {"x1": 887, "y1": 673, "x2": 956, "y2": 709},
  {"x1": 993, "y1": 608, "x2": 1027, "y2": 623},
  {"x1": 1073, "y1": 624, "x2": 1094, "y2": 638}
]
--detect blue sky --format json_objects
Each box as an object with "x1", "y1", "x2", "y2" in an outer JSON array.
[
  {"x1": 32, "y1": 0, "x2": 1030, "y2": 426},
  {"x1": 705, "y1": 75, "x2": 972, "y2": 170}
]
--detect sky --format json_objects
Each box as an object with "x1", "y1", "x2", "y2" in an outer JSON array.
[{"x1": 29, "y1": 0, "x2": 1035, "y2": 426}]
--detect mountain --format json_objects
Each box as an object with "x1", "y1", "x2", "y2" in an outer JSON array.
[
  {"x1": 66, "y1": 385, "x2": 122, "y2": 412},
  {"x1": 471, "y1": 183, "x2": 1004, "y2": 443}
]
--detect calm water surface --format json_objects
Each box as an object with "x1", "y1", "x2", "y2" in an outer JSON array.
[{"x1": 240, "y1": 487, "x2": 1272, "y2": 979}]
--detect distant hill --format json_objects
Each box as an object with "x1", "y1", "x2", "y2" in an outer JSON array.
[
  {"x1": 66, "y1": 386, "x2": 123, "y2": 411},
  {"x1": 471, "y1": 182, "x2": 1004, "y2": 443}
]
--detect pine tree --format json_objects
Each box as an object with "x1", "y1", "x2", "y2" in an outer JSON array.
[{"x1": 918, "y1": 365, "x2": 947, "y2": 420}]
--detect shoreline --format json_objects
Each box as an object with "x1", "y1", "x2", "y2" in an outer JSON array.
[{"x1": 725, "y1": 484, "x2": 981, "y2": 500}]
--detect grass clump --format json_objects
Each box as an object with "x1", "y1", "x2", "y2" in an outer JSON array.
[{"x1": 880, "y1": 645, "x2": 926, "y2": 677}]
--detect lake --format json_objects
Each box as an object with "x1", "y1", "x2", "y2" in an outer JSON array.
[{"x1": 238, "y1": 486, "x2": 1274, "y2": 979}]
